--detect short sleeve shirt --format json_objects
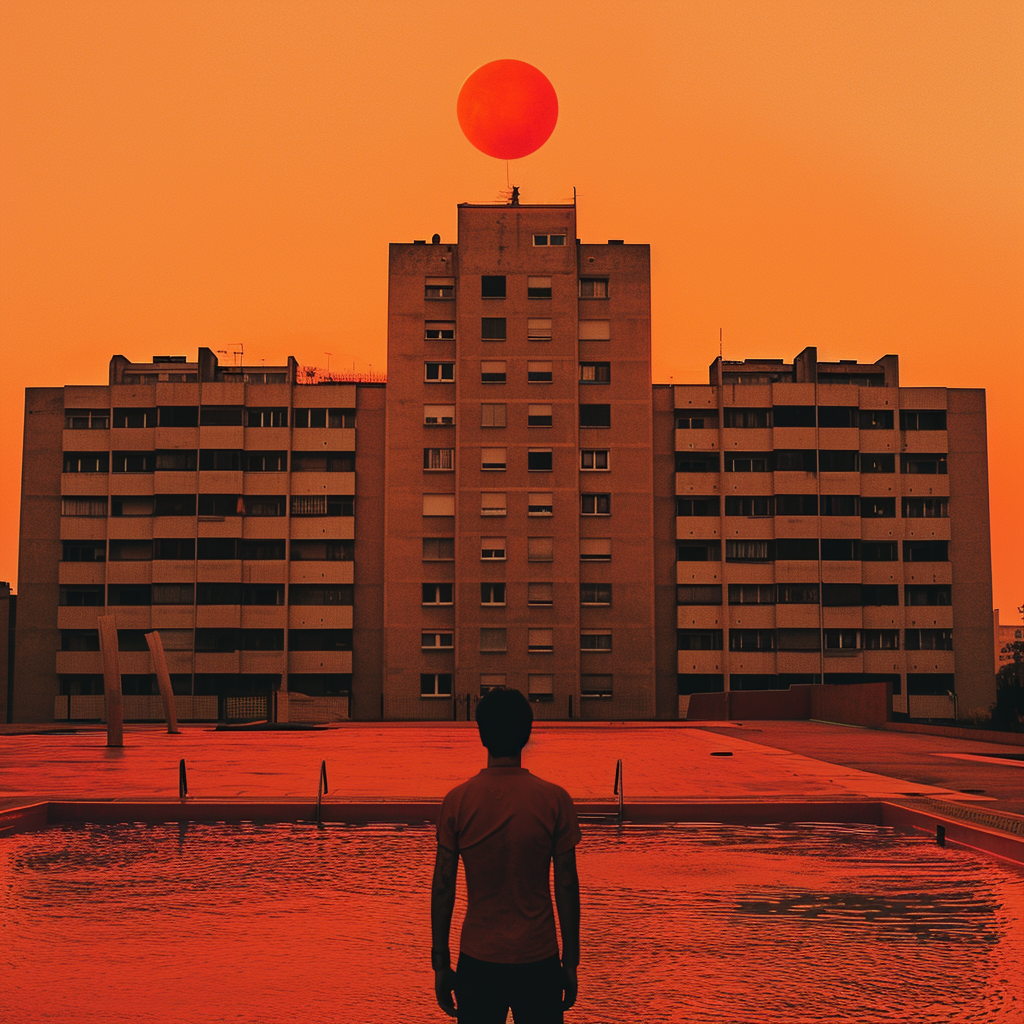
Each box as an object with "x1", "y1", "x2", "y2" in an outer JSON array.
[{"x1": 437, "y1": 767, "x2": 581, "y2": 964}]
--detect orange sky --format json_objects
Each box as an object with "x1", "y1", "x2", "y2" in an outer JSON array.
[{"x1": 1, "y1": 0, "x2": 1021, "y2": 614}]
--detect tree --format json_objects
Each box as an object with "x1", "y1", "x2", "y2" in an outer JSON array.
[{"x1": 992, "y1": 603, "x2": 1024, "y2": 730}]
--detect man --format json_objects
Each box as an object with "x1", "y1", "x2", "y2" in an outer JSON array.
[{"x1": 431, "y1": 687, "x2": 581, "y2": 1023}]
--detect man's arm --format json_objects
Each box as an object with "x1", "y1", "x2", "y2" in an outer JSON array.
[
  {"x1": 431, "y1": 843, "x2": 459, "y2": 1018},
  {"x1": 553, "y1": 846, "x2": 580, "y2": 1011}
]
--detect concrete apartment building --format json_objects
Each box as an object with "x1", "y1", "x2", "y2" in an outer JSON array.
[{"x1": 12, "y1": 200, "x2": 996, "y2": 723}]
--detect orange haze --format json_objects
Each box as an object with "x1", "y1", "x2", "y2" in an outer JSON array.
[{"x1": 1, "y1": 0, "x2": 1021, "y2": 613}]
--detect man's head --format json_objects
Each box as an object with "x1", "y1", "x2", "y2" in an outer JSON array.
[{"x1": 475, "y1": 687, "x2": 533, "y2": 757}]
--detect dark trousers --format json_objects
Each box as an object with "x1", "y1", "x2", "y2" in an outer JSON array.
[{"x1": 455, "y1": 953, "x2": 564, "y2": 1024}]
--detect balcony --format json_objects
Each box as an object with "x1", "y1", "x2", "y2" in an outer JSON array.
[{"x1": 288, "y1": 605, "x2": 353, "y2": 629}]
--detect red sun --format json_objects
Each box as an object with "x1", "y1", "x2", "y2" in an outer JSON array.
[{"x1": 457, "y1": 60, "x2": 558, "y2": 160}]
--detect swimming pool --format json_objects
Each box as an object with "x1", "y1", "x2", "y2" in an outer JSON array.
[{"x1": 2, "y1": 822, "x2": 1021, "y2": 1023}]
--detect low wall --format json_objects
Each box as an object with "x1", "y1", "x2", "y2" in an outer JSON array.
[{"x1": 687, "y1": 682, "x2": 891, "y2": 729}]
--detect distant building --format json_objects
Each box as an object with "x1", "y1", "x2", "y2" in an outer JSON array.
[
  {"x1": 995, "y1": 608, "x2": 1023, "y2": 673},
  {"x1": 1, "y1": 582, "x2": 14, "y2": 724},
  {"x1": 13, "y1": 202, "x2": 996, "y2": 722}
]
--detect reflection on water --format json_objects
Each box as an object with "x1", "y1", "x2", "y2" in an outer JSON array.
[{"x1": 1, "y1": 822, "x2": 1021, "y2": 1023}]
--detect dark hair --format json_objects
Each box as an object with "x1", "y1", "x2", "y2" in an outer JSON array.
[{"x1": 475, "y1": 687, "x2": 533, "y2": 757}]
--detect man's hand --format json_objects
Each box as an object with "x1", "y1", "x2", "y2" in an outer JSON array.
[
  {"x1": 561, "y1": 963, "x2": 578, "y2": 1011},
  {"x1": 434, "y1": 966, "x2": 458, "y2": 1017}
]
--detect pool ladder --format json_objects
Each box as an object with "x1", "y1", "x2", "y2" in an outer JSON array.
[
  {"x1": 614, "y1": 758, "x2": 624, "y2": 825},
  {"x1": 316, "y1": 759, "x2": 329, "y2": 828},
  {"x1": 579, "y1": 759, "x2": 624, "y2": 826}
]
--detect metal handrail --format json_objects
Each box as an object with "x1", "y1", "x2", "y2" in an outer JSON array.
[
  {"x1": 316, "y1": 759, "x2": 329, "y2": 827},
  {"x1": 179, "y1": 758, "x2": 188, "y2": 801},
  {"x1": 613, "y1": 758, "x2": 623, "y2": 825}
]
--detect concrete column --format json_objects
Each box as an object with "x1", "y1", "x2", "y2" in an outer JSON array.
[
  {"x1": 97, "y1": 614, "x2": 122, "y2": 747},
  {"x1": 145, "y1": 631, "x2": 179, "y2": 733}
]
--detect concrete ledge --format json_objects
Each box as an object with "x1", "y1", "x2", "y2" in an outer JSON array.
[
  {"x1": 884, "y1": 721, "x2": 1024, "y2": 746},
  {"x1": 0, "y1": 802, "x2": 48, "y2": 837}
]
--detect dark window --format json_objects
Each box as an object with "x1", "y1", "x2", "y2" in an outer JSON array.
[
  {"x1": 777, "y1": 583, "x2": 820, "y2": 604},
  {"x1": 196, "y1": 538, "x2": 238, "y2": 560},
  {"x1": 862, "y1": 453, "x2": 896, "y2": 473},
  {"x1": 905, "y1": 584, "x2": 952, "y2": 606},
  {"x1": 901, "y1": 454, "x2": 947, "y2": 475},
  {"x1": 110, "y1": 451, "x2": 155, "y2": 473},
  {"x1": 774, "y1": 405, "x2": 817, "y2": 427},
  {"x1": 108, "y1": 540, "x2": 153, "y2": 561},
  {"x1": 776, "y1": 449, "x2": 817, "y2": 472},
  {"x1": 421, "y1": 673, "x2": 453, "y2": 697},
  {"x1": 196, "y1": 583, "x2": 242, "y2": 604},
  {"x1": 291, "y1": 452, "x2": 355, "y2": 472},
  {"x1": 816, "y1": 406, "x2": 856, "y2": 428},
  {"x1": 905, "y1": 629, "x2": 953, "y2": 651},
  {"x1": 195, "y1": 629, "x2": 241, "y2": 652},
  {"x1": 726, "y1": 540, "x2": 773, "y2": 563},
  {"x1": 730, "y1": 630, "x2": 775, "y2": 651},
  {"x1": 864, "y1": 630, "x2": 900, "y2": 650},
  {"x1": 676, "y1": 540, "x2": 721, "y2": 561},
  {"x1": 526, "y1": 363, "x2": 552, "y2": 383},
  {"x1": 675, "y1": 453, "x2": 720, "y2": 473},
  {"x1": 241, "y1": 629, "x2": 284, "y2": 651},
  {"x1": 422, "y1": 583, "x2": 454, "y2": 605},
  {"x1": 728, "y1": 584, "x2": 775, "y2": 605},
  {"x1": 903, "y1": 497, "x2": 949, "y2": 518},
  {"x1": 289, "y1": 629, "x2": 352, "y2": 651},
  {"x1": 821, "y1": 539, "x2": 860, "y2": 560},
  {"x1": 580, "y1": 583, "x2": 612, "y2": 605},
  {"x1": 197, "y1": 494, "x2": 241, "y2": 517},
  {"x1": 818, "y1": 450, "x2": 858, "y2": 473},
  {"x1": 578, "y1": 278, "x2": 608, "y2": 298},
  {"x1": 676, "y1": 413, "x2": 717, "y2": 429},
  {"x1": 862, "y1": 584, "x2": 899, "y2": 606},
  {"x1": 199, "y1": 406, "x2": 244, "y2": 426},
  {"x1": 425, "y1": 281, "x2": 454, "y2": 300},
  {"x1": 820, "y1": 495, "x2": 860, "y2": 516},
  {"x1": 824, "y1": 630, "x2": 862, "y2": 651},
  {"x1": 677, "y1": 630, "x2": 723, "y2": 651},
  {"x1": 107, "y1": 584, "x2": 152, "y2": 606},
  {"x1": 776, "y1": 629, "x2": 821, "y2": 651},
  {"x1": 776, "y1": 538, "x2": 819, "y2": 560},
  {"x1": 774, "y1": 494, "x2": 817, "y2": 516},
  {"x1": 677, "y1": 497, "x2": 721, "y2": 516},
  {"x1": 904, "y1": 541, "x2": 949, "y2": 562},
  {"x1": 289, "y1": 584, "x2": 354, "y2": 605},
  {"x1": 677, "y1": 584, "x2": 723, "y2": 605},
  {"x1": 199, "y1": 449, "x2": 242, "y2": 471},
  {"x1": 62, "y1": 541, "x2": 105, "y2": 562},
  {"x1": 677, "y1": 674, "x2": 724, "y2": 695},
  {"x1": 422, "y1": 537, "x2": 455, "y2": 561},
  {"x1": 241, "y1": 584, "x2": 284, "y2": 606},
  {"x1": 724, "y1": 452, "x2": 772, "y2": 472},
  {"x1": 725, "y1": 496, "x2": 773, "y2": 517},
  {"x1": 724, "y1": 407, "x2": 771, "y2": 428},
  {"x1": 61, "y1": 630, "x2": 100, "y2": 651},
  {"x1": 244, "y1": 451, "x2": 287, "y2": 472},
  {"x1": 481, "y1": 317, "x2": 506, "y2": 341},
  {"x1": 159, "y1": 406, "x2": 199, "y2": 427},
  {"x1": 579, "y1": 404, "x2": 611, "y2": 428},
  {"x1": 900, "y1": 410, "x2": 947, "y2": 431},
  {"x1": 290, "y1": 540, "x2": 354, "y2": 561},
  {"x1": 288, "y1": 674, "x2": 352, "y2": 697},
  {"x1": 581, "y1": 493, "x2": 611, "y2": 515},
  {"x1": 862, "y1": 497, "x2": 896, "y2": 518},
  {"x1": 822, "y1": 583, "x2": 863, "y2": 607},
  {"x1": 859, "y1": 409, "x2": 894, "y2": 429},
  {"x1": 481, "y1": 582, "x2": 506, "y2": 605},
  {"x1": 481, "y1": 275, "x2": 506, "y2": 298},
  {"x1": 59, "y1": 585, "x2": 105, "y2": 607},
  {"x1": 152, "y1": 583, "x2": 194, "y2": 605},
  {"x1": 579, "y1": 362, "x2": 610, "y2": 383},
  {"x1": 246, "y1": 407, "x2": 288, "y2": 427},
  {"x1": 154, "y1": 538, "x2": 195, "y2": 560},
  {"x1": 112, "y1": 408, "x2": 157, "y2": 428},
  {"x1": 907, "y1": 673, "x2": 955, "y2": 696},
  {"x1": 327, "y1": 409, "x2": 356, "y2": 429},
  {"x1": 580, "y1": 633, "x2": 612, "y2": 652},
  {"x1": 528, "y1": 277, "x2": 553, "y2": 299},
  {"x1": 240, "y1": 540, "x2": 285, "y2": 560},
  {"x1": 245, "y1": 496, "x2": 286, "y2": 517},
  {"x1": 528, "y1": 450, "x2": 553, "y2": 472},
  {"x1": 861, "y1": 541, "x2": 898, "y2": 561},
  {"x1": 154, "y1": 449, "x2": 197, "y2": 471},
  {"x1": 64, "y1": 409, "x2": 110, "y2": 429},
  {"x1": 117, "y1": 630, "x2": 151, "y2": 652}
]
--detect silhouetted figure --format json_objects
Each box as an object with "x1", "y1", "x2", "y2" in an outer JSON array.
[
  {"x1": 432, "y1": 687, "x2": 581, "y2": 1022},
  {"x1": 509, "y1": 185, "x2": 520, "y2": 206}
]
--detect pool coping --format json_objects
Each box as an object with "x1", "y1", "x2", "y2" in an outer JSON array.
[{"x1": 2, "y1": 797, "x2": 1022, "y2": 866}]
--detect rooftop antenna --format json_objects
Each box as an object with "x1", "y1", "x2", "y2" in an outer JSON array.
[
  {"x1": 719, "y1": 328, "x2": 723, "y2": 360},
  {"x1": 325, "y1": 352, "x2": 332, "y2": 373}
]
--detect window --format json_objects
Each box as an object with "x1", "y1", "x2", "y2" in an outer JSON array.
[
  {"x1": 580, "y1": 538, "x2": 612, "y2": 561},
  {"x1": 676, "y1": 453, "x2": 720, "y2": 473},
  {"x1": 529, "y1": 629, "x2": 554, "y2": 652},
  {"x1": 581, "y1": 493, "x2": 610, "y2": 515},
  {"x1": 581, "y1": 583, "x2": 612, "y2": 606},
  {"x1": 527, "y1": 276, "x2": 552, "y2": 298},
  {"x1": 579, "y1": 404, "x2": 610, "y2": 428},
  {"x1": 197, "y1": 493, "x2": 240, "y2": 517},
  {"x1": 726, "y1": 540, "x2": 772, "y2": 563},
  {"x1": 481, "y1": 537, "x2": 506, "y2": 560},
  {"x1": 289, "y1": 584, "x2": 354, "y2": 605},
  {"x1": 528, "y1": 492, "x2": 553, "y2": 516},
  {"x1": 903, "y1": 497, "x2": 948, "y2": 518},
  {"x1": 581, "y1": 449, "x2": 608, "y2": 470},
  {"x1": 425, "y1": 362, "x2": 454, "y2": 382},
  {"x1": 112, "y1": 407, "x2": 157, "y2": 428},
  {"x1": 481, "y1": 447, "x2": 506, "y2": 471},
  {"x1": 527, "y1": 361, "x2": 553, "y2": 383},
  {"x1": 421, "y1": 673, "x2": 453, "y2": 697},
  {"x1": 61, "y1": 630, "x2": 100, "y2": 651},
  {"x1": 154, "y1": 538, "x2": 195, "y2": 560},
  {"x1": 581, "y1": 674, "x2": 612, "y2": 698},
  {"x1": 578, "y1": 320, "x2": 610, "y2": 340},
  {"x1": 677, "y1": 630, "x2": 723, "y2": 651},
  {"x1": 59, "y1": 585, "x2": 105, "y2": 607},
  {"x1": 244, "y1": 451, "x2": 287, "y2": 472},
  {"x1": 529, "y1": 405, "x2": 553, "y2": 427},
  {"x1": 725, "y1": 496, "x2": 773, "y2": 517},
  {"x1": 776, "y1": 538, "x2": 819, "y2": 560},
  {"x1": 677, "y1": 497, "x2": 720, "y2": 516},
  {"x1": 481, "y1": 403, "x2": 506, "y2": 428},
  {"x1": 528, "y1": 537, "x2": 554, "y2": 562},
  {"x1": 862, "y1": 453, "x2": 896, "y2": 473},
  {"x1": 861, "y1": 541, "x2": 898, "y2": 561},
  {"x1": 776, "y1": 449, "x2": 818, "y2": 472},
  {"x1": 290, "y1": 540, "x2": 354, "y2": 561},
  {"x1": 528, "y1": 582, "x2": 553, "y2": 606},
  {"x1": 864, "y1": 630, "x2": 901, "y2": 650},
  {"x1": 901, "y1": 453, "x2": 947, "y2": 475},
  {"x1": 676, "y1": 413, "x2": 717, "y2": 429},
  {"x1": 818, "y1": 450, "x2": 858, "y2": 473},
  {"x1": 580, "y1": 362, "x2": 610, "y2": 383},
  {"x1": 152, "y1": 449, "x2": 197, "y2": 472},
  {"x1": 63, "y1": 452, "x2": 109, "y2": 473},
  {"x1": 293, "y1": 408, "x2": 356, "y2": 428},
  {"x1": 108, "y1": 540, "x2": 153, "y2": 561},
  {"x1": 482, "y1": 317, "x2": 506, "y2": 341},
  {"x1": 724, "y1": 408, "x2": 771, "y2": 428},
  {"x1": 581, "y1": 631, "x2": 612, "y2": 651},
  {"x1": 424, "y1": 405, "x2": 455, "y2": 426},
  {"x1": 905, "y1": 628, "x2": 953, "y2": 651},
  {"x1": 821, "y1": 539, "x2": 860, "y2": 561},
  {"x1": 480, "y1": 674, "x2": 507, "y2": 693},
  {"x1": 198, "y1": 449, "x2": 240, "y2": 471},
  {"x1": 423, "y1": 537, "x2": 455, "y2": 561},
  {"x1": 65, "y1": 409, "x2": 109, "y2": 429},
  {"x1": 824, "y1": 630, "x2": 861, "y2": 651},
  {"x1": 246, "y1": 407, "x2": 287, "y2": 427},
  {"x1": 859, "y1": 409, "x2": 894, "y2": 429},
  {"x1": 107, "y1": 584, "x2": 152, "y2": 606},
  {"x1": 677, "y1": 584, "x2": 723, "y2": 605},
  {"x1": 900, "y1": 410, "x2": 947, "y2": 431},
  {"x1": 481, "y1": 492, "x2": 507, "y2": 517},
  {"x1": 528, "y1": 449, "x2": 553, "y2": 472},
  {"x1": 579, "y1": 278, "x2": 608, "y2": 298},
  {"x1": 528, "y1": 318, "x2": 552, "y2": 341},
  {"x1": 291, "y1": 452, "x2": 353, "y2": 473},
  {"x1": 862, "y1": 584, "x2": 900, "y2": 606},
  {"x1": 904, "y1": 541, "x2": 949, "y2": 562},
  {"x1": 775, "y1": 405, "x2": 819, "y2": 427},
  {"x1": 423, "y1": 494, "x2": 456, "y2": 517},
  {"x1": 724, "y1": 452, "x2": 771, "y2": 472},
  {"x1": 481, "y1": 360, "x2": 506, "y2": 384},
  {"x1": 481, "y1": 583, "x2": 506, "y2": 606},
  {"x1": 821, "y1": 584, "x2": 862, "y2": 607},
  {"x1": 152, "y1": 583, "x2": 195, "y2": 605},
  {"x1": 422, "y1": 583, "x2": 454, "y2": 605},
  {"x1": 730, "y1": 630, "x2": 776, "y2": 652},
  {"x1": 729, "y1": 584, "x2": 775, "y2": 605},
  {"x1": 480, "y1": 627, "x2": 507, "y2": 651},
  {"x1": 776, "y1": 629, "x2": 821, "y2": 651},
  {"x1": 820, "y1": 495, "x2": 860, "y2": 516},
  {"x1": 482, "y1": 275, "x2": 506, "y2": 298},
  {"x1": 199, "y1": 406, "x2": 244, "y2": 427},
  {"x1": 528, "y1": 674, "x2": 554, "y2": 702},
  {"x1": 424, "y1": 448, "x2": 454, "y2": 471},
  {"x1": 61, "y1": 496, "x2": 107, "y2": 516},
  {"x1": 777, "y1": 583, "x2": 819, "y2": 604},
  {"x1": 862, "y1": 497, "x2": 896, "y2": 518},
  {"x1": 533, "y1": 233, "x2": 566, "y2": 246},
  {"x1": 425, "y1": 320, "x2": 455, "y2": 340},
  {"x1": 676, "y1": 540, "x2": 721, "y2": 561},
  {"x1": 290, "y1": 495, "x2": 354, "y2": 516},
  {"x1": 422, "y1": 632, "x2": 454, "y2": 650},
  {"x1": 425, "y1": 278, "x2": 454, "y2": 300}
]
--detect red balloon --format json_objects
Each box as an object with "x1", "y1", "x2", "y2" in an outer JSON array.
[{"x1": 457, "y1": 60, "x2": 558, "y2": 160}]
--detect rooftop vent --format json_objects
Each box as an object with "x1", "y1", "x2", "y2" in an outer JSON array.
[
  {"x1": 432, "y1": 233, "x2": 441, "y2": 244},
  {"x1": 152, "y1": 355, "x2": 187, "y2": 363},
  {"x1": 608, "y1": 239, "x2": 624, "y2": 244},
  {"x1": 413, "y1": 239, "x2": 426, "y2": 245}
]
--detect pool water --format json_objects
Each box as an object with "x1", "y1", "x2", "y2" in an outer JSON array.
[{"x1": 1, "y1": 822, "x2": 1021, "y2": 1023}]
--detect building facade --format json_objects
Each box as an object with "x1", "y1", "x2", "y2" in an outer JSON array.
[{"x1": 12, "y1": 201, "x2": 996, "y2": 722}]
